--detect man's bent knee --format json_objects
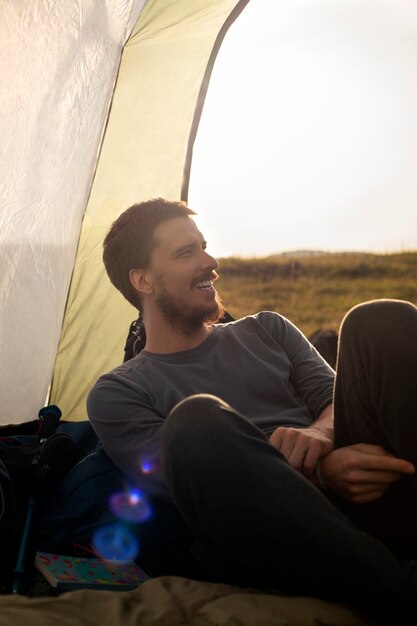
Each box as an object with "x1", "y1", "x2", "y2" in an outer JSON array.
[
  {"x1": 168, "y1": 394, "x2": 231, "y2": 420},
  {"x1": 162, "y1": 394, "x2": 233, "y2": 450},
  {"x1": 340, "y1": 299, "x2": 417, "y2": 341}
]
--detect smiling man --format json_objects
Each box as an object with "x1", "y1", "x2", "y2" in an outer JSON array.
[{"x1": 87, "y1": 198, "x2": 417, "y2": 624}]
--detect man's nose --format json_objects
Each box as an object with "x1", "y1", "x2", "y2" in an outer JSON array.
[{"x1": 202, "y1": 250, "x2": 219, "y2": 270}]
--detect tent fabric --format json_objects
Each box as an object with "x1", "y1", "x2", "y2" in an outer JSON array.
[
  {"x1": 50, "y1": 0, "x2": 245, "y2": 421},
  {"x1": 0, "y1": 0, "x2": 147, "y2": 425},
  {"x1": 0, "y1": 576, "x2": 376, "y2": 626}
]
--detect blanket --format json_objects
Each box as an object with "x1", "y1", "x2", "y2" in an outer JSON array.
[{"x1": 0, "y1": 576, "x2": 378, "y2": 626}]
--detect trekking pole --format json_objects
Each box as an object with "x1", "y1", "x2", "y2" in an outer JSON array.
[{"x1": 11, "y1": 497, "x2": 38, "y2": 594}]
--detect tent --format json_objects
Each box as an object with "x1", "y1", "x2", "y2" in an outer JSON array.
[
  {"x1": 0, "y1": 4, "x2": 387, "y2": 623},
  {"x1": 1, "y1": 0, "x2": 249, "y2": 426}
]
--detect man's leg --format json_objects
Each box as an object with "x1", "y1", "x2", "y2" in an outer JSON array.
[
  {"x1": 133, "y1": 496, "x2": 209, "y2": 579},
  {"x1": 162, "y1": 394, "x2": 417, "y2": 624},
  {"x1": 333, "y1": 299, "x2": 417, "y2": 554}
]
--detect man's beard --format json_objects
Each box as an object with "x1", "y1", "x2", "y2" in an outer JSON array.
[{"x1": 155, "y1": 287, "x2": 225, "y2": 336}]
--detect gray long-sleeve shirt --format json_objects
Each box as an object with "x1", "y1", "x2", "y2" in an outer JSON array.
[{"x1": 87, "y1": 312, "x2": 335, "y2": 500}]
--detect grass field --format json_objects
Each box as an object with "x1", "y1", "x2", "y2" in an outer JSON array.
[{"x1": 216, "y1": 251, "x2": 417, "y2": 337}]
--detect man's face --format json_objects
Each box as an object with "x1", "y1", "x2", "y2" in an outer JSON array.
[{"x1": 146, "y1": 216, "x2": 223, "y2": 333}]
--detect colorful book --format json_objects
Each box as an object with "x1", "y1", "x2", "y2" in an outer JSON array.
[{"x1": 34, "y1": 552, "x2": 150, "y2": 591}]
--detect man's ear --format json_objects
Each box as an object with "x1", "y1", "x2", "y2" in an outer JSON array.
[{"x1": 129, "y1": 268, "x2": 154, "y2": 296}]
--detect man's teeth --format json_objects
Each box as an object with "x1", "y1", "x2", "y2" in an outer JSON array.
[{"x1": 195, "y1": 280, "x2": 213, "y2": 289}]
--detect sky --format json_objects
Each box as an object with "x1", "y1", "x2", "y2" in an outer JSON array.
[{"x1": 188, "y1": 0, "x2": 417, "y2": 258}]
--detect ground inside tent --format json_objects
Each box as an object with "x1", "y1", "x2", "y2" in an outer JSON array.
[{"x1": 0, "y1": 574, "x2": 378, "y2": 626}]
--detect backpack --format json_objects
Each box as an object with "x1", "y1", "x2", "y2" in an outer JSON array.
[
  {"x1": 123, "y1": 310, "x2": 235, "y2": 361},
  {"x1": 34, "y1": 443, "x2": 127, "y2": 553},
  {"x1": 0, "y1": 407, "x2": 86, "y2": 579}
]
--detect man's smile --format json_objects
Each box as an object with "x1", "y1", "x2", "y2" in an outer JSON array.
[
  {"x1": 194, "y1": 280, "x2": 214, "y2": 290},
  {"x1": 192, "y1": 271, "x2": 219, "y2": 290}
]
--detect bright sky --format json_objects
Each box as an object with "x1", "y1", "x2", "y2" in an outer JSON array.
[{"x1": 189, "y1": 0, "x2": 417, "y2": 258}]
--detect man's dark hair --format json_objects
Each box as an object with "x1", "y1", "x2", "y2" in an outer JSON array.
[{"x1": 103, "y1": 198, "x2": 196, "y2": 309}]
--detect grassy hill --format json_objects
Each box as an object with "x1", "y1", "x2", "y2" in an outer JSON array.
[{"x1": 216, "y1": 251, "x2": 417, "y2": 337}]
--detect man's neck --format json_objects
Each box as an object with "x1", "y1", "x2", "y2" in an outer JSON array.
[{"x1": 143, "y1": 316, "x2": 211, "y2": 354}]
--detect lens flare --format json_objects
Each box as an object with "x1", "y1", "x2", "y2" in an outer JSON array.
[
  {"x1": 92, "y1": 524, "x2": 139, "y2": 561},
  {"x1": 138, "y1": 451, "x2": 159, "y2": 474},
  {"x1": 141, "y1": 461, "x2": 154, "y2": 474},
  {"x1": 109, "y1": 489, "x2": 152, "y2": 523}
]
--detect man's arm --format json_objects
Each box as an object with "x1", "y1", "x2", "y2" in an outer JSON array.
[
  {"x1": 270, "y1": 408, "x2": 415, "y2": 501},
  {"x1": 87, "y1": 375, "x2": 171, "y2": 500},
  {"x1": 269, "y1": 402, "x2": 334, "y2": 477},
  {"x1": 270, "y1": 412, "x2": 415, "y2": 504}
]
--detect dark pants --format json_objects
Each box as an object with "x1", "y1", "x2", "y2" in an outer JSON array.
[
  {"x1": 332, "y1": 299, "x2": 417, "y2": 557},
  {"x1": 156, "y1": 300, "x2": 417, "y2": 623}
]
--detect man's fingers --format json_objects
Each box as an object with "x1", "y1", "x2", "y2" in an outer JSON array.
[
  {"x1": 319, "y1": 446, "x2": 415, "y2": 502},
  {"x1": 350, "y1": 490, "x2": 386, "y2": 504},
  {"x1": 271, "y1": 428, "x2": 333, "y2": 473},
  {"x1": 271, "y1": 430, "x2": 295, "y2": 461},
  {"x1": 286, "y1": 449, "x2": 305, "y2": 472},
  {"x1": 278, "y1": 440, "x2": 306, "y2": 471},
  {"x1": 349, "y1": 444, "x2": 415, "y2": 474},
  {"x1": 346, "y1": 469, "x2": 405, "y2": 485},
  {"x1": 348, "y1": 480, "x2": 397, "y2": 494},
  {"x1": 268, "y1": 427, "x2": 286, "y2": 450},
  {"x1": 351, "y1": 453, "x2": 415, "y2": 475},
  {"x1": 335, "y1": 473, "x2": 393, "y2": 503},
  {"x1": 270, "y1": 428, "x2": 301, "y2": 463},
  {"x1": 344, "y1": 480, "x2": 394, "y2": 503},
  {"x1": 302, "y1": 441, "x2": 334, "y2": 475}
]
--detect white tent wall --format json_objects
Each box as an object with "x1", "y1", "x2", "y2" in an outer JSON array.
[
  {"x1": 0, "y1": 1, "x2": 147, "y2": 425},
  {"x1": 49, "y1": 0, "x2": 245, "y2": 421}
]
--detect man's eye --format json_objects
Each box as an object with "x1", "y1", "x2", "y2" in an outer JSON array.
[{"x1": 179, "y1": 249, "x2": 192, "y2": 257}]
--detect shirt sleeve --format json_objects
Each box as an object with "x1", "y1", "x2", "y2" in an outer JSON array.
[
  {"x1": 256, "y1": 311, "x2": 335, "y2": 420},
  {"x1": 87, "y1": 375, "x2": 172, "y2": 501}
]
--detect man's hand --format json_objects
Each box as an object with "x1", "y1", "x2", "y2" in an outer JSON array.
[
  {"x1": 319, "y1": 444, "x2": 415, "y2": 503},
  {"x1": 269, "y1": 424, "x2": 333, "y2": 476},
  {"x1": 269, "y1": 403, "x2": 334, "y2": 476}
]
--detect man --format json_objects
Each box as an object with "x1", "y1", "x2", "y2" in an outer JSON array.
[{"x1": 87, "y1": 198, "x2": 417, "y2": 623}]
